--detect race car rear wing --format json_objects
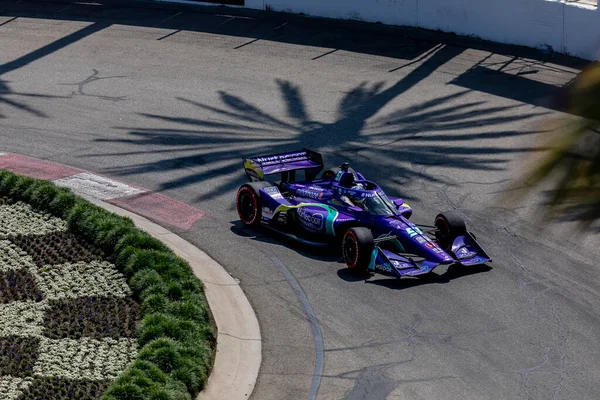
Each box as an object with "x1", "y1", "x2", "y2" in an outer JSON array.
[{"x1": 243, "y1": 148, "x2": 324, "y2": 182}]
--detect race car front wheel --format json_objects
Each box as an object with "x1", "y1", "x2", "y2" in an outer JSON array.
[
  {"x1": 236, "y1": 183, "x2": 268, "y2": 227},
  {"x1": 342, "y1": 227, "x2": 374, "y2": 272},
  {"x1": 434, "y1": 211, "x2": 467, "y2": 250}
]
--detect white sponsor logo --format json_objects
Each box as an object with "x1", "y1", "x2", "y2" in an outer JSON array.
[
  {"x1": 296, "y1": 188, "x2": 320, "y2": 199},
  {"x1": 298, "y1": 207, "x2": 324, "y2": 230},
  {"x1": 406, "y1": 226, "x2": 424, "y2": 238},
  {"x1": 262, "y1": 207, "x2": 274, "y2": 220},
  {"x1": 376, "y1": 263, "x2": 393, "y2": 273},
  {"x1": 255, "y1": 152, "x2": 306, "y2": 163},
  {"x1": 263, "y1": 186, "x2": 283, "y2": 199},
  {"x1": 456, "y1": 247, "x2": 475, "y2": 258}
]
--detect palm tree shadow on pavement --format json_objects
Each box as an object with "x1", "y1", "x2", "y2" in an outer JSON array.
[
  {"x1": 0, "y1": 21, "x2": 109, "y2": 118},
  {"x1": 92, "y1": 43, "x2": 548, "y2": 202}
]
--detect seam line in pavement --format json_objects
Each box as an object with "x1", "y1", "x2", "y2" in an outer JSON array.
[{"x1": 260, "y1": 248, "x2": 324, "y2": 400}]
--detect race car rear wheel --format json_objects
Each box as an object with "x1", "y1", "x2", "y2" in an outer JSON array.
[
  {"x1": 342, "y1": 227, "x2": 374, "y2": 272},
  {"x1": 321, "y1": 168, "x2": 338, "y2": 181},
  {"x1": 434, "y1": 211, "x2": 467, "y2": 250},
  {"x1": 236, "y1": 182, "x2": 270, "y2": 227}
]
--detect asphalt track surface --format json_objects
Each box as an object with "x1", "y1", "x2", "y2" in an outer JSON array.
[{"x1": 1, "y1": 1, "x2": 599, "y2": 399}]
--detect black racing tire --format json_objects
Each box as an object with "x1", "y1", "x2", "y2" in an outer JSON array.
[
  {"x1": 236, "y1": 182, "x2": 271, "y2": 227},
  {"x1": 342, "y1": 227, "x2": 375, "y2": 272},
  {"x1": 435, "y1": 211, "x2": 467, "y2": 250},
  {"x1": 320, "y1": 164, "x2": 356, "y2": 181},
  {"x1": 320, "y1": 167, "x2": 339, "y2": 181}
]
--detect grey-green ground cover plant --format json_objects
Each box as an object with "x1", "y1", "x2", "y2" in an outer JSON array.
[{"x1": 0, "y1": 171, "x2": 215, "y2": 400}]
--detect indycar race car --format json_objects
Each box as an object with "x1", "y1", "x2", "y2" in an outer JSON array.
[{"x1": 236, "y1": 148, "x2": 491, "y2": 278}]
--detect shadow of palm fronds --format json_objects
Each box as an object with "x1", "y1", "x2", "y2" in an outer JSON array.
[{"x1": 93, "y1": 45, "x2": 546, "y2": 202}]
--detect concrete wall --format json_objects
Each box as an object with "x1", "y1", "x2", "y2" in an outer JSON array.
[
  {"x1": 564, "y1": 2, "x2": 600, "y2": 60},
  {"x1": 258, "y1": 0, "x2": 600, "y2": 61},
  {"x1": 266, "y1": 0, "x2": 417, "y2": 27},
  {"x1": 418, "y1": 0, "x2": 564, "y2": 52}
]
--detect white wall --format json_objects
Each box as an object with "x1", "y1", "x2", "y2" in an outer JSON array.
[
  {"x1": 266, "y1": 0, "x2": 417, "y2": 27},
  {"x1": 165, "y1": 0, "x2": 265, "y2": 10},
  {"x1": 419, "y1": 0, "x2": 563, "y2": 53},
  {"x1": 263, "y1": 0, "x2": 600, "y2": 61},
  {"x1": 243, "y1": 0, "x2": 263, "y2": 10},
  {"x1": 564, "y1": 2, "x2": 600, "y2": 60}
]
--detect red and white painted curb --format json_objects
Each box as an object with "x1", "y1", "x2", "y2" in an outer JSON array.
[
  {"x1": 0, "y1": 153, "x2": 205, "y2": 230},
  {"x1": 0, "y1": 152, "x2": 261, "y2": 400}
]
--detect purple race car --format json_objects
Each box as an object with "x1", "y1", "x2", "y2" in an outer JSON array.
[{"x1": 236, "y1": 148, "x2": 491, "y2": 278}]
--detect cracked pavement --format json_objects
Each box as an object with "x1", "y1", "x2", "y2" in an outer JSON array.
[{"x1": 0, "y1": 1, "x2": 598, "y2": 399}]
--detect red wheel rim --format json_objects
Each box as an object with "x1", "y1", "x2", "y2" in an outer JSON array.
[
  {"x1": 237, "y1": 187, "x2": 258, "y2": 224},
  {"x1": 343, "y1": 231, "x2": 359, "y2": 268},
  {"x1": 322, "y1": 171, "x2": 335, "y2": 181}
]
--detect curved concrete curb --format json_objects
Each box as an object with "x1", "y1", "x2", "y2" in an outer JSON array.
[
  {"x1": 0, "y1": 153, "x2": 261, "y2": 400},
  {"x1": 88, "y1": 197, "x2": 262, "y2": 400}
]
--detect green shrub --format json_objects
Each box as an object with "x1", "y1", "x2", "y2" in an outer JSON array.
[
  {"x1": 138, "y1": 338, "x2": 183, "y2": 373},
  {"x1": 151, "y1": 381, "x2": 191, "y2": 400},
  {"x1": 170, "y1": 359, "x2": 206, "y2": 394},
  {"x1": 169, "y1": 299, "x2": 210, "y2": 324},
  {"x1": 0, "y1": 170, "x2": 215, "y2": 399},
  {"x1": 8, "y1": 175, "x2": 37, "y2": 198},
  {"x1": 114, "y1": 232, "x2": 170, "y2": 259},
  {"x1": 0, "y1": 171, "x2": 20, "y2": 196},
  {"x1": 137, "y1": 313, "x2": 200, "y2": 345},
  {"x1": 96, "y1": 221, "x2": 135, "y2": 255},
  {"x1": 24, "y1": 181, "x2": 57, "y2": 209},
  {"x1": 102, "y1": 383, "x2": 146, "y2": 400},
  {"x1": 141, "y1": 293, "x2": 169, "y2": 315},
  {"x1": 124, "y1": 249, "x2": 189, "y2": 280},
  {"x1": 47, "y1": 189, "x2": 79, "y2": 218}
]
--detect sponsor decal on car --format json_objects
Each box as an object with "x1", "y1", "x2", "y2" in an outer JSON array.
[
  {"x1": 461, "y1": 256, "x2": 484, "y2": 265},
  {"x1": 262, "y1": 207, "x2": 274, "y2": 220},
  {"x1": 415, "y1": 236, "x2": 427, "y2": 243},
  {"x1": 296, "y1": 188, "x2": 321, "y2": 200},
  {"x1": 360, "y1": 192, "x2": 377, "y2": 198},
  {"x1": 297, "y1": 207, "x2": 324, "y2": 231},
  {"x1": 391, "y1": 260, "x2": 413, "y2": 269},
  {"x1": 456, "y1": 247, "x2": 476, "y2": 258},
  {"x1": 376, "y1": 263, "x2": 393, "y2": 273},
  {"x1": 254, "y1": 151, "x2": 307, "y2": 164},
  {"x1": 263, "y1": 186, "x2": 283, "y2": 199},
  {"x1": 405, "y1": 226, "x2": 424, "y2": 238}
]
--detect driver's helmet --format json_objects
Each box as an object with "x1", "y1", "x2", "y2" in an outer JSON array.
[{"x1": 348, "y1": 183, "x2": 366, "y2": 207}]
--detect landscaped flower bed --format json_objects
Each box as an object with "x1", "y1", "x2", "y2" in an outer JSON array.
[{"x1": 0, "y1": 172, "x2": 215, "y2": 400}]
